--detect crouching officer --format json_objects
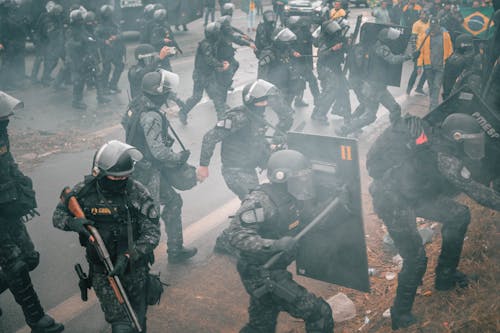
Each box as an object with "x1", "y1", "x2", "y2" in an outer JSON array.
[
  {"x1": 53, "y1": 140, "x2": 160, "y2": 333},
  {"x1": 227, "y1": 150, "x2": 334, "y2": 333},
  {"x1": 367, "y1": 114, "x2": 500, "y2": 330},
  {"x1": 0, "y1": 92, "x2": 64, "y2": 333},
  {"x1": 123, "y1": 69, "x2": 197, "y2": 263}
]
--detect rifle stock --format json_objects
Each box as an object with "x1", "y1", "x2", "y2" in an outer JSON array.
[{"x1": 61, "y1": 188, "x2": 143, "y2": 332}]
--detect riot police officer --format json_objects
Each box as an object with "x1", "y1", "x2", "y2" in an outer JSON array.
[
  {"x1": 337, "y1": 27, "x2": 412, "y2": 135},
  {"x1": 311, "y1": 20, "x2": 350, "y2": 125},
  {"x1": 287, "y1": 16, "x2": 320, "y2": 107},
  {"x1": 255, "y1": 10, "x2": 276, "y2": 57},
  {"x1": 96, "y1": 5, "x2": 126, "y2": 94},
  {"x1": 122, "y1": 69, "x2": 197, "y2": 263},
  {"x1": 66, "y1": 8, "x2": 110, "y2": 110},
  {"x1": 259, "y1": 27, "x2": 304, "y2": 105},
  {"x1": 140, "y1": 3, "x2": 158, "y2": 43},
  {"x1": 367, "y1": 114, "x2": 500, "y2": 330},
  {"x1": 227, "y1": 149, "x2": 334, "y2": 333},
  {"x1": 53, "y1": 140, "x2": 160, "y2": 333},
  {"x1": 150, "y1": 7, "x2": 180, "y2": 72},
  {"x1": 0, "y1": 91, "x2": 64, "y2": 333},
  {"x1": 179, "y1": 22, "x2": 228, "y2": 124}
]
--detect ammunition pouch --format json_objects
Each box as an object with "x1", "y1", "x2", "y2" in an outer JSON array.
[
  {"x1": 146, "y1": 272, "x2": 164, "y2": 305},
  {"x1": 0, "y1": 174, "x2": 37, "y2": 219}
]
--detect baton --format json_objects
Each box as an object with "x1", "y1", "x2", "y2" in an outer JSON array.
[{"x1": 263, "y1": 196, "x2": 341, "y2": 270}]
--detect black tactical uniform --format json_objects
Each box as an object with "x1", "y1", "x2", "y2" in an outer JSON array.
[
  {"x1": 338, "y1": 27, "x2": 411, "y2": 135},
  {"x1": 66, "y1": 8, "x2": 109, "y2": 110},
  {"x1": 259, "y1": 28, "x2": 304, "y2": 105},
  {"x1": 32, "y1": 3, "x2": 65, "y2": 86},
  {"x1": 227, "y1": 150, "x2": 334, "y2": 333},
  {"x1": 255, "y1": 10, "x2": 277, "y2": 73},
  {"x1": 123, "y1": 69, "x2": 197, "y2": 263},
  {"x1": 287, "y1": 16, "x2": 320, "y2": 107},
  {"x1": 139, "y1": 4, "x2": 158, "y2": 43},
  {"x1": 0, "y1": 92, "x2": 64, "y2": 333},
  {"x1": 53, "y1": 140, "x2": 160, "y2": 333},
  {"x1": 96, "y1": 5, "x2": 125, "y2": 93},
  {"x1": 179, "y1": 22, "x2": 227, "y2": 124},
  {"x1": 367, "y1": 114, "x2": 500, "y2": 330},
  {"x1": 149, "y1": 8, "x2": 179, "y2": 72},
  {"x1": 311, "y1": 20, "x2": 350, "y2": 125}
]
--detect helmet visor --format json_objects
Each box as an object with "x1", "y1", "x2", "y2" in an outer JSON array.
[
  {"x1": 0, "y1": 92, "x2": 23, "y2": 119},
  {"x1": 158, "y1": 69, "x2": 180, "y2": 94},
  {"x1": 386, "y1": 27, "x2": 402, "y2": 40},
  {"x1": 94, "y1": 141, "x2": 143, "y2": 176},
  {"x1": 460, "y1": 132, "x2": 485, "y2": 160},
  {"x1": 138, "y1": 52, "x2": 157, "y2": 66},
  {"x1": 245, "y1": 79, "x2": 279, "y2": 103},
  {"x1": 287, "y1": 169, "x2": 315, "y2": 201},
  {"x1": 274, "y1": 28, "x2": 297, "y2": 42}
]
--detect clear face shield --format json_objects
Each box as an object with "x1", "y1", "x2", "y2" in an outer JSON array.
[
  {"x1": 0, "y1": 91, "x2": 23, "y2": 120},
  {"x1": 454, "y1": 131, "x2": 486, "y2": 160},
  {"x1": 138, "y1": 52, "x2": 157, "y2": 66},
  {"x1": 287, "y1": 169, "x2": 315, "y2": 201},
  {"x1": 157, "y1": 69, "x2": 180, "y2": 95},
  {"x1": 386, "y1": 27, "x2": 402, "y2": 40},
  {"x1": 274, "y1": 28, "x2": 297, "y2": 43},
  {"x1": 92, "y1": 140, "x2": 143, "y2": 177}
]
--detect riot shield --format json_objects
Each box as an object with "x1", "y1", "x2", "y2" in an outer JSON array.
[
  {"x1": 425, "y1": 86, "x2": 500, "y2": 185},
  {"x1": 165, "y1": 0, "x2": 203, "y2": 25},
  {"x1": 362, "y1": 22, "x2": 411, "y2": 87},
  {"x1": 287, "y1": 132, "x2": 370, "y2": 293}
]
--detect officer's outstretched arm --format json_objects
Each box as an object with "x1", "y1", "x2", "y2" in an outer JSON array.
[
  {"x1": 376, "y1": 44, "x2": 408, "y2": 65},
  {"x1": 438, "y1": 153, "x2": 500, "y2": 211}
]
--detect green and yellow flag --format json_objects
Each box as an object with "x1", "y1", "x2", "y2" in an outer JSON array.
[{"x1": 461, "y1": 7, "x2": 495, "y2": 39}]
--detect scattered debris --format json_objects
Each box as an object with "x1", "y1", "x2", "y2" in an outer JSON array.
[
  {"x1": 382, "y1": 308, "x2": 391, "y2": 318},
  {"x1": 385, "y1": 272, "x2": 396, "y2": 281},
  {"x1": 357, "y1": 316, "x2": 370, "y2": 331},
  {"x1": 419, "y1": 227, "x2": 434, "y2": 245},
  {"x1": 392, "y1": 254, "x2": 403, "y2": 269},
  {"x1": 327, "y1": 292, "x2": 357, "y2": 323},
  {"x1": 368, "y1": 268, "x2": 378, "y2": 276},
  {"x1": 423, "y1": 290, "x2": 433, "y2": 297}
]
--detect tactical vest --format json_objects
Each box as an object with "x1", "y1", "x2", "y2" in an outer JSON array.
[
  {"x1": 254, "y1": 184, "x2": 303, "y2": 240},
  {"x1": 76, "y1": 178, "x2": 144, "y2": 267},
  {"x1": 220, "y1": 108, "x2": 269, "y2": 168},
  {"x1": 367, "y1": 41, "x2": 391, "y2": 85}
]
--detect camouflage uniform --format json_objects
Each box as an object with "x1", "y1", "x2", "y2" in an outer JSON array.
[
  {"x1": 368, "y1": 120, "x2": 500, "y2": 326},
  {"x1": 123, "y1": 95, "x2": 189, "y2": 253},
  {"x1": 227, "y1": 185, "x2": 334, "y2": 333},
  {"x1": 53, "y1": 177, "x2": 160, "y2": 332}
]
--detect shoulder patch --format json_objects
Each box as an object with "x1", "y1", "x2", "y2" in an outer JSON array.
[
  {"x1": 216, "y1": 118, "x2": 233, "y2": 129},
  {"x1": 240, "y1": 207, "x2": 265, "y2": 225},
  {"x1": 460, "y1": 166, "x2": 471, "y2": 180}
]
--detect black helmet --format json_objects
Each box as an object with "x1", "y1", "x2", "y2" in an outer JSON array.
[
  {"x1": 144, "y1": 3, "x2": 155, "y2": 16},
  {"x1": 267, "y1": 150, "x2": 315, "y2": 200},
  {"x1": 205, "y1": 22, "x2": 221, "y2": 41},
  {"x1": 263, "y1": 10, "x2": 276, "y2": 24},
  {"x1": 323, "y1": 20, "x2": 342, "y2": 36},
  {"x1": 92, "y1": 140, "x2": 143, "y2": 177},
  {"x1": 84, "y1": 11, "x2": 96, "y2": 25},
  {"x1": 46, "y1": 1, "x2": 62, "y2": 15},
  {"x1": 99, "y1": 4, "x2": 113, "y2": 18},
  {"x1": 134, "y1": 44, "x2": 156, "y2": 65},
  {"x1": 273, "y1": 27, "x2": 297, "y2": 47},
  {"x1": 142, "y1": 69, "x2": 179, "y2": 96},
  {"x1": 455, "y1": 34, "x2": 474, "y2": 54},
  {"x1": 221, "y1": 2, "x2": 235, "y2": 16},
  {"x1": 69, "y1": 8, "x2": 85, "y2": 24},
  {"x1": 0, "y1": 91, "x2": 23, "y2": 120},
  {"x1": 242, "y1": 79, "x2": 279, "y2": 107},
  {"x1": 217, "y1": 15, "x2": 232, "y2": 28},
  {"x1": 441, "y1": 113, "x2": 485, "y2": 160},
  {"x1": 153, "y1": 8, "x2": 166, "y2": 21},
  {"x1": 378, "y1": 27, "x2": 402, "y2": 41}
]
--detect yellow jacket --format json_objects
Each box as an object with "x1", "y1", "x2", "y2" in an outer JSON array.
[
  {"x1": 417, "y1": 30, "x2": 453, "y2": 67},
  {"x1": 330, "y1": 8, "x2": 346, "y2": 20}
]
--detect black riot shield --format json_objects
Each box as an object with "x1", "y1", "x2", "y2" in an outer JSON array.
[
  {"x1": 287, "y1": 132, "x2": 370, "y2": 293},
  {"x1": 166, "y1": 0, "x2": 203, "y2": 25},
  {"x1": 362, "y1": 22, "x2": 411, "y2": 87},
  {"x1": 425, "y1": 86, "x2": 500, "y2": 185}
]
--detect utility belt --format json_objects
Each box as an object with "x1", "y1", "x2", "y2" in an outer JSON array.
[{"x1": 241, "y1": 264, "x2": 297, "y2": 303}]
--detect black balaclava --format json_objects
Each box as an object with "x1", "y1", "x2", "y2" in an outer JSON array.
[{"x1": 98, "y1": 176, "x2": 129, "y2": 194}]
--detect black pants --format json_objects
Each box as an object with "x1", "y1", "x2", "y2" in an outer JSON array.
[
  {"x1": 182, "y1": 74, "x2": 226, "y2": 119},
  {"x1": 406, "y1": 61, "x2": 427, "y2": 94}
]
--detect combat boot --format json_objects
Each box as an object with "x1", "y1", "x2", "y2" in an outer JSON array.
[
  {"x1": 72, "y1": 100, "x2": 87, "y2": 110},
  {"x1": 435, "y1": 268, "x2": 471, "y2": 291},
  {"x1": 29, "y1": 315, "x2": 64, "y2": 333},
  {"x1": 168, "y1": 246, "x2": 197, "y2": 263},
  {"x1": 310, "y1": 113, "x2": 329, "y2": 125},
  {"x1": 390, "y1": 307, "x2": 417, "y2": 330},
  {"x1": 294, "y1": 98, "x2": 309, "y2": 108}
]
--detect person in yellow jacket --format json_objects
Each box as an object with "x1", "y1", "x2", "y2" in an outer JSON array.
[
  {"x1": 417, "y1": 17, "x2": 453, "y2": 110},
  {"x1": 406, "y1": 11, "x2": 430, "y2": 95},
  {"x1": 330, "y1": 1, "x2": 347, "y2": 20}
]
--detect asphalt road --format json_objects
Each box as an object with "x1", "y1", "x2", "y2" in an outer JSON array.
[{"x1": 0, "y1": 7, "x2": 421, "y2": 332}]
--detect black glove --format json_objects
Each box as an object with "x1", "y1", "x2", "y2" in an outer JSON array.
[
  {"x1": 67, "y1": 218, "x2": 93, "y2": 239},
  {"x1": 178, "y1": 150, "x2": 191, "y2": 165},
  {"x1": 412, "y1": 50, "x2": 421, "y2": 61},
  {"x1": 109, "y1": 254, "x2": 129, "y2": 277},
  {"x1": 271, "y1": 236, "x2": 297, "y2": 254}
]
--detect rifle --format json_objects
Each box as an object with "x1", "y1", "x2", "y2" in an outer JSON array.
[
  {"x1": 231, "y1": 26, "x2": 255, "y2": 43},
  {"x1": 61, "y1": 188, "x2": 143, "y2": 332},
  {"x1": 74, "y1": 263, "x2": 91, "y2": 302}
]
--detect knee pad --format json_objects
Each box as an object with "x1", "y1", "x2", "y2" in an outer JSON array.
[
  {"x1": 3, "y1": 259, "x2": 28, "y2": 280},
  {"x1": 25, "y1": 251, "x2": 40, "y2": 272}
]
